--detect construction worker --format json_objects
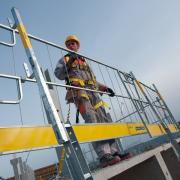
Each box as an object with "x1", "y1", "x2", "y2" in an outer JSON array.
[{"x1": 54, "y1": 35, "x2": 128, "y2": 167}]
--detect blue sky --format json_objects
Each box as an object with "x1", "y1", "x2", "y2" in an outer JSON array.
[{"x1": 1, "y1": 0, "x2": 180, "y2": 177}]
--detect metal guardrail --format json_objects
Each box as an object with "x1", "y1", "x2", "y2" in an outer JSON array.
[
  {"x1": 0, "y1": 23, "x2": 120, "y2": 71},
  {"x1": 0, "y1": 17, "x2": 180, "y2": 179},
  {"x1": 0, "y1": 73, "x2": 23, "y2": 104},
  {"x1": 0, "y1": 23, "x2": 157, "y2": 98},
  {"x1": 0, "y1": 24, "x2": 16, "y2": 47},
  {"x1": 0, "y1": 23, "x2": 168, "y2": 117},
  {"x1": 0, "y1": 22, "x2": 176, "y2": 128}
]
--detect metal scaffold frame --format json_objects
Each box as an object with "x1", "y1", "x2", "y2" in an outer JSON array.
[
  {"x1": 11, "y1": 7, "x2": 93, "y2": 180},
  {"x1": 0, "y1": 7, "x2": 179, "y2": 179}
]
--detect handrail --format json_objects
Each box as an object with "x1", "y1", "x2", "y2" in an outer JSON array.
[
  {"x1": 0, "y1": 72, "x2": 165, "y2": 113},
  {"x1": 0, "y1": 23, "x2": 159, "y2": 92},
  {"x1": 0, "y1": 74, "x2": 23, "y2": 104},
  {"x1": 0, "y1": 72, "x2": 147, "y2": 103},
  {"x1": 0, "y1": 24, "x2": 16, "y2": 47},
  {"x1": 0, "y1": 23, "x2": 123, "y2": 72}
]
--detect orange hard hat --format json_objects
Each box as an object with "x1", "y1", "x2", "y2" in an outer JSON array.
[{"x1": 65, "y1": 35, "x2": 80, "y2": 49}]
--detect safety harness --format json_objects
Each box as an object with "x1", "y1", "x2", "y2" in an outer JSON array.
[
  {"x1": 94, "y1": 100, "x2": 110, "y2": 110},
  {"x1": 64, "y1": 53, "x2": 110, "y2": 123},
  {"x1": 64, "y1": 53, "x2": 96, "y2": 87},
  {"x1": 68, "y1": 77, "x2": 95, "y2": 87}
]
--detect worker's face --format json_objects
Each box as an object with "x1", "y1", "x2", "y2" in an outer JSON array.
[{"x1": 66, "y1": 40, "x2": 79, "y2": 52}]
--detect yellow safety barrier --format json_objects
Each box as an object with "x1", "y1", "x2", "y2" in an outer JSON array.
[
  {"x1": 147, "y1": 124, "x2": 165, "y2": 137},
  {"x1": 0, "y1": 126, "x2": 58, "y2": 153},
  {"x1": 168, "y1": 124, "x2": 177, "y2": 132},
  {"x1": 0, "y1": 123, "x2": 178, "y2": 153},
  {"x1": 73, "y1": 122, "x2": 146, "y2": 143}
]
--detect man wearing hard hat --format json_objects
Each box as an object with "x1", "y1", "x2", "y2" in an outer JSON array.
[{"x1": 54, "y1": 35, "x2": 129, "y2": 167}]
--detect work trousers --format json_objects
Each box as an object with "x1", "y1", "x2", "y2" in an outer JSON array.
[{"x1": 74, "y1": 90, "x2": 118, "y2": 159}]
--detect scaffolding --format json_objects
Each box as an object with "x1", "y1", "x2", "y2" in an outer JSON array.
[{"x1": 0, "y1": 7, "x2": 179, "y2": 180}]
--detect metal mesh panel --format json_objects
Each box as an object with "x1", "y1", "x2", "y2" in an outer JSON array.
[{"x1": 0, "y1": 23, "x2": 179, "y2": 179}]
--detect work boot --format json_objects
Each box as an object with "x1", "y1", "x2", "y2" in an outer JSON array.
[
  {"x1": 100, "y1": 154, "x2": 121, "y2": 168},
  {"x1": 113, "y1": 152, "x2": 131, "y2": 160}
]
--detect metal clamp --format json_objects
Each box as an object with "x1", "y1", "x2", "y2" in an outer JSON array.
[
  {"x1": 0, "y1": 19, "x2": 16, "y2": 47},
  {"x1": 0, "y1": 74, "x2": 23, "y2": 104},
  {"x1": 123, "y1": 72, "x2": 134, "y2": 84}
]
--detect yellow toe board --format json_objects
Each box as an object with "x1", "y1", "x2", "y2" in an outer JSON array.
[{"x1": 0, "y1": 123, "x2": 178, "y2": 153}]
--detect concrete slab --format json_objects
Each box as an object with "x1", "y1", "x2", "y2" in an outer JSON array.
[{"x1": 92, "y1": 139, "x2": 180, "y2": 180}]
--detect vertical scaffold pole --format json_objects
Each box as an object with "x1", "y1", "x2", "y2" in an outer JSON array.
[
  {"x1": 152, "y1": 84, "x2": 180, "y2": 130},
  {"x1": 132, "y1": 78, "x2": 150, "y2": 124},
  {"x1": 156, "y1": 97, "x2": 172, "y2": 125},
  {"x1": 131, "y1": 72, "x2": 180, "y2": 160},
  {"x1": 11, "y1": 7, "x2": 93, "y2": 180},
  {"x1": 117, "y1": 70, "x2": 152, "y2": 137}
]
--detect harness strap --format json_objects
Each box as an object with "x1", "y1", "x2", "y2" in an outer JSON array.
[
  {"x1": 69, "y1": 77, "x2": 85, "y2": 86},
  {"x1": 94, "y1": 100, "x2": 110, "y2": 110},
  {"x1": 69, "y1": 77, "x2": 96, "y2": 87},
  {"x1": 80, "y1": 93, "x2": 89, "y2": 100},
  {"x1": 76, "y1": 109, "x2": 80, "y2": 123}
]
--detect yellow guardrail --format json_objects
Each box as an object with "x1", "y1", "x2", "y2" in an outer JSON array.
[{"x1": 0, "y1": 123, "x2": 178, "y2": 153}]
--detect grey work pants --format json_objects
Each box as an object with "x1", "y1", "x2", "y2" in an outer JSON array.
[{"x1": 74, "y1": 90, "x2": 118, "y2": 159}]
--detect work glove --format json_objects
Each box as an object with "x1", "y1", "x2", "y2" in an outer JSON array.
[{"x1": 106, "y1": 88, "x2": 115, "y2": 97}]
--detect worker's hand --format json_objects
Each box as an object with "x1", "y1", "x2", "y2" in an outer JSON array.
[{"x1": 106, "y1": 88, "x2": 115, "y2": 97}]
